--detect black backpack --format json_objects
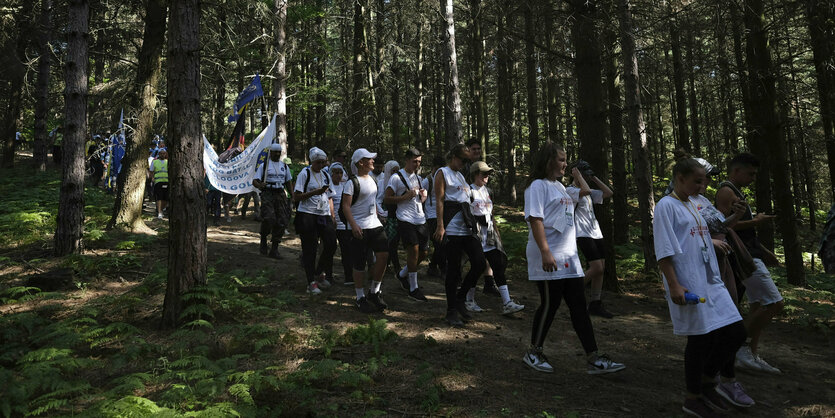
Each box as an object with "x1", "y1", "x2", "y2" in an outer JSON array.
[{"x1": 337, "y1": 175, "x2": 361, "y2": 225}]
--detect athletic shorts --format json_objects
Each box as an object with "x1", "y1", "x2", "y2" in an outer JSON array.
[
  {"x1": 351, "y1": 227, "x2": 388, "y2": 271},
  {"x1": 153, "y1": 182, "x2": 169, "y2": 201},
  {"x1": 577, "y1": 237, "x2": 606, "y2": 261},
  {"x1": 742, "y1": 258, "x2": 783, "y2": 305},
  {"x1": 398, "y1": 221, "x2": 429, "y2": 251}
]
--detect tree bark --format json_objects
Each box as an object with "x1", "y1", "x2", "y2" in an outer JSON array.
[
  {"x1": 108, "y1": 0, "x2": 168, "y2": 232},
  {"x1": 440, "y1": 0, "x2": 463, "y2": 148},
  {"x1": 161, "y1": 0, "x2": 207, "y2": 328},
  {"x1": 33, "y1": 0, "x2": 54, "y2": 171},
  {"x1": 274, "y1": 0, "x2": 288, "y2": 157},
  {"x1": 497, "y1": 1, "x2": 516, "y2": 203},
  {"x1": 605, "y1": 28, "x2": 628, "y2": 246},
  {"x1": 470, "y1": 0, "x2": 487, "y2": 158},
  {"x1": 1, "y1": 1, "x2": 34, "y2": 168},
  {"x1": 524, "y1": 0, "x2": 539, "y2": 160},
  {"x1": 669, "y1": 14, "x2": 690, "y2": 152},
  {"x1": 350, "y1": 0, "x2": 367, "y2": 145},
  {"x1": 686, "y1": 31, "x2": 701, "y2": 154},
  {"x1": 619, "y1": 0, "x2": 655, "y2": 271},
  {"x1": 743, "y1": 0, "x2": 805, "y2": 286},
  {"x1": 807, "y1": 0, "x2": 835, "y2": 199},
  {"x1": 55, "y1": 0, "x2": 89, "y2": 256}
]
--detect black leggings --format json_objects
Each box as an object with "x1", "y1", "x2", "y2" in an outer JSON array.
[
  {"x1": 530, "y1": 278, "x2": 598, "y2": 353},
  {"x1": 484, "y1": 249, "x2": 507, "y2": 286},
  {"x1": 296, "y1": 212, "x2": 337, "y2": 284},
  {"x1": 445, "y1": 235, "x2": 487, "y2": 310},
  {"x1": 335, "y1": 229, "x2": 353, "y2": 281},
  {"x1": 684, "y1": 320, "x2": 746, "y2": 395}
]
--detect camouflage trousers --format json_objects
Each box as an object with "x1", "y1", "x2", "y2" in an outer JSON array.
[{"x1": 260, "y1": 189, "x2": 291, "y2": 243}]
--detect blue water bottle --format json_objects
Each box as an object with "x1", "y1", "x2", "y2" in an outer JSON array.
[{"x1": 684, "y1": 292, "x2": 705, "y2": 304}]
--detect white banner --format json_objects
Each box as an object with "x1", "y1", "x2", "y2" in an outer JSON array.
[{"x1": 203, "y1": 114, "x2": 276, "y2": 194}]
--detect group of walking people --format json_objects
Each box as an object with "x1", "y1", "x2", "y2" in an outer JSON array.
[{"x1": 248, "y1": 138, "x2": 782, "y2": 417}]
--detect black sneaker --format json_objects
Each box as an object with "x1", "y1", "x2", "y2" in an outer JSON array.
[
  {"x1": 445, "y1": 309, "x2": 464, "y2": 327},
  {"x1": 397, "y1": 273, "x2": 409, "y2": 291},
  {"x1": 356, "y1": 297, "x2": 376, "y2": 313},
  {"x1": 408, "y1": 288, "x2": 428, "y2": 302},
  {"x1": 455, "y1": 300, "x2": 472, "y2": 321},
  {"x1": 588, "y1": 300, "x2": 614, "y2": 318},
  {"x1": 368, "y1": 292, "x2": 388, "y2": 311}
]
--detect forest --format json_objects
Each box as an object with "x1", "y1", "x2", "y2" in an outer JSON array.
[{"x1": 1, "y1": 0, "x2": 834, "y2": 416}]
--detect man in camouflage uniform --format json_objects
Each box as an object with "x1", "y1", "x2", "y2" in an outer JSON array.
[{"x1": 253, "y1": 143, "x2": 293, "y2": 258}]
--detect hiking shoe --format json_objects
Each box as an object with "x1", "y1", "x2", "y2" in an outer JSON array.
[
  {"x1": 588, "y1": 300, "x2": 614, "y2": 318},
  {"x1": 523, "y1": 348, "x2": 554, "y2": 373},
  {"x1": 368, "y1": 292, "x2": 388, "y2": 311},
  {"x1": 317, "y1": 274, "x2": 332, "y2": 289},
  {"x1": 701, "y1": 385, "x2": 729, "y2": 412},
  {"x1": 356, "y1": 297, "x2": 376, "y2": 313},
  {"x1": 716, "y1": 381, "x2": 755, "y2": 407},
  {"x1": 502, "y1": 300, "x2": 525, "y2": 315},
  {"x1": 307, "y1": 282, "x2": 322, "y2": 295},
  {"x1": 587, "y1": 353, "x2": 626, "y2": 374},
  {"x1": 753, "y1": 355, "x2": 781, "y2": 374},
  {"x1": 408, "y1": 288, "x2": 428, "y2": 302},
  {"x1": 445, "y1": 309, "x2": 464, "y2": 327},
  {"x1": 397, "y1": 273, "x2": 409, "y2": 291},
  {"x1": 682, "y1": 397, "x2": 721, "y2": 418},
  {"x1": 465, "y1": 300, "x2": 484, "y2": 312},
  {"x1": 735, "y1": 346, "x2": 761, "y2": 372},
  {"x1": 483, "y1": 283, "x2": 501, "y2": 297},
  {"x1": 259, "y1": 242, "x2": 268, "y2": 255},
  {"x1": 455, "y1": 300, "x2": 473, "y2": 321}
]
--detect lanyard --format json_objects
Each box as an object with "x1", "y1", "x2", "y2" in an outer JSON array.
[{"x1": 671, "y1": 191, "x2": 708, "y2": 248}]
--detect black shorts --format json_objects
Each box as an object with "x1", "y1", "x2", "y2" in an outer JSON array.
[
  {"x1": 577, "y1": 237, "x2": 606, "y2": 261},
  {"x1": 153, "y1": 182, "x2": 169, "y2": 201},
  {"x1": 351, "y1": 227, "x2": 388, "y2": 270},
  {"x1": 398, "y1": 221, "x2": 429, "y2": 251}
]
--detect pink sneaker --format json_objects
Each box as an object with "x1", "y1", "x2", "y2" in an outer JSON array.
[{"x1": 716, "y1": 381, "x2": 755, "y2": 408}]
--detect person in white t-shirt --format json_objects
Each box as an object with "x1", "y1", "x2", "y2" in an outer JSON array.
[
  {"x1": 434, "y1": 143, "x2": 487, "y2": 327},
  {"x1": 654, "y1": 157, "x2": 754, "y2": 415},
  {"x1": 293, "y1": 147, "x2": 337, "y2": 295},
  {"x1": 522, "y1": 142, "x2": 625, "y2": 376},
  {"x1": 384, "y1": 148, "x2": 429, "y2": 302},
  {"x1": 464, "y1": 161, "x2": 524, "y2": 315},
  {"x1": 565, "y1": 162, "x2": 615, "y2": 318},
  {"x1": 342, "y1": 148, "x2": 390, "y2": 313},
  {"x1": 423, "y1": 155, "x2": 447, "y2": 278},
  {"x1": 378, "y1": 160, "x2": 403, "y2": 283},
  {"x1": 253, "y1": 143, "x2": 293, "y2": 259},
  {"x1": 329, "y1": 162, "x2": 354, "y2": 286}
]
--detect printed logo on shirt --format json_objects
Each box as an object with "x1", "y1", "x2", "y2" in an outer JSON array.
[{"x1": 689, "y1": 225, "x2": 709, "y2": 237}]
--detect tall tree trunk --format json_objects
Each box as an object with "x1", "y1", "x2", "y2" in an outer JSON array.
[
  {"x1": 686, "y1": 31, "x2": 701, "y2": 154},
  {"x1": 730, "y1": 5, "x2": 753, "y2": 150},
  {"x1": 33, "y1": 0, "x2": 54, "y2": 171},
  {"x1": 415, "y1": 23, "x2": 426, "y2": 149},
  {"x1": 619, "y1": 0, "x2": 655, "y2": 271},
  {"x1": 807, "y1": 0, "x2": 835, "y2": 199},
  {"x1": 524, "y1": 0, "x2": 539, "y2": 160},
  {"x1": 275, "y1": 0, "x2": 288, "y2": 157},
  {"x1": 391, "y1": 19, "x2": 402, "y2": 153},
  {"x1": 315, "y1": 6, "x2": 327, "y2": 145},
  {"x1": 470, "y1": 0, "x2": 487, "y2": 158},
  {"x1": 605, "y1": 28, "x2": 628, "y2": 245},
  {"x1": 441, "y1": 0, "x2": 463, "y2": 147},
  {"x1": 350, "y1": 0, "x2": 366, "y2": 146},
  {"x1": 497, "y1": 1, "x2": 516, "y2": 203},
  {"x1": 544, "y1": 5, "x2": 561, "y2": 146},
  {"x1": 108, "y1": 0, "x2": 167, "y2": 232},
  {"x1": 55, "y1": 0, "x2": 89, "y2": 256},
  {"x1": 743, "y1": 0, "x2": 805, "y2": 286},
  {"x1": 1, "y1": 1, "x2": 34, "y2": 168},
  {"x1": 571, "y1": 0, "x2": 616, "y2": 290},
  {"x1": 669, "y1": 14, "x2": 690, "y2": 152}
]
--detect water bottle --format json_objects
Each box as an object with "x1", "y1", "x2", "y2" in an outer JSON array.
[{"x1": 684, "y1": 292, "x2": 705, "y2": 304}]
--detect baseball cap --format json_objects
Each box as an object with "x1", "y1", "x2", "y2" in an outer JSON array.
[
  {"x1": 351, "y1": 148, "x2": 377, "y2": 165},
  {"x1": 470, "y1": 161, "x2": 494, "y2": 174}
]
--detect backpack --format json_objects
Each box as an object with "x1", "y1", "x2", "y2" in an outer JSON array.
[
  {"x1": 294, "y1": 166, "x2": 330, "y2": 209},
  {"x1": 337, "y1": 175, "x2": 361, "y2": 225}
]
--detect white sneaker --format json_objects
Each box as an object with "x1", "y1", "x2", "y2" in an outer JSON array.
[
  {"x1": 523, "y1": 348, "x2": 554, "y2": 373},
  {"x1": 317, "y1": 274, "x2": 332, "y2": 289},
  {"x1": 502, "y1": 300, "x2": 525, "y2": 315},
  {"x1": 465, "y1": 300, "x2": 484, "y2": 312},
  {"x1": 307, "y1": 282, "x2": 322, "y2": 295},
  {"x1": 753, "y1": 355, "x2": 781, "y2": 374},
  {"x1": 735, "y1": 346, "x2": 761, "y2": 371},
  {"x1": 157, "y1": 213, "x2": 163, "y2": 219},
  {"x1": 587, "y1": 353, "x2": 626, "y2": 374}
]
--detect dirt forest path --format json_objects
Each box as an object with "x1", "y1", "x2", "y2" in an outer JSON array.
[{"x1": 203, "y1": 211, "x2": 834, "y2": 417}]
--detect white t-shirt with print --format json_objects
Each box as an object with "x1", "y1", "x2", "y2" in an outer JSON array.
[
  {"x1": 439, "y1": 166, "x2": 472, "y2": 237},
  {"x1": 330, "y1": 182, "x2": 348, "y2": 230},
  {"x1": 294, "y1": 167, "x2": 331, "y2": 216},
  {"x1": 565, "y1": 186, "x2": 604, "y2": 239},
  {"x1": 653, "y1": 195, "x2": 742, "y2": 336},
  {"x1": 524, "y1": 179, "x2": 584, "y2": 280},
  {"x1": 471, "y1": 183, "x2": 496, "y2": 252},
  {"x1": 343, "y1": 175, "x2": 382, "y2": 230},
  {"x1": 387, "y1": 169, "x2": 426, "y2": 225},
  {"x1": 254, "y1": 160, "x2": 292, "y2": 188}
]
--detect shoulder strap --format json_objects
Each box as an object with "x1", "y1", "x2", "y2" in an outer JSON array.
[
  {"x1": 395, "y1": 170, "x2": 410, "y2": 196},
  {"x1": 350, "y1": 176, "x2": 360, "y2": 205},
  {"x1": 302, "y1": 166, "x2": 311, "y2": 191}
]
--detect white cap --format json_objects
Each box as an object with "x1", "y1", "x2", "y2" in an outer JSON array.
[
  {"x1": 351, "y1": 148, "x2": 377, "y2": 166},
  {"x1": 309, "y1": 146, "x2": 327, "y2": 162},
  {"x1": 269, "y1": 143, "x2": 282, "y2": 152}
]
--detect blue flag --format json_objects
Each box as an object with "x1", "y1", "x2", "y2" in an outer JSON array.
[{"x1": 228, "y1": 75, "x2": 264, "y2": 122}]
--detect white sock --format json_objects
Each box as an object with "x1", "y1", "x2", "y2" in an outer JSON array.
[
  {"x1": 466, "y1": 287, "x2": 476, "y2": 302},
  {"x1": 498, "y1": 285, "x2": 511, "y2": 304},
  {"x1": 370, "y1": 280, "x2": 382, "y2": 294},
  {"x1": 399, "y1": 266, "x2": 408, "y2": 278},
  {"x1": 355, "y1": 288, "x2": 365, "y2": 300},
  {"x1": 408, "y1": 272, "x2": 418, "y2": 292}
]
